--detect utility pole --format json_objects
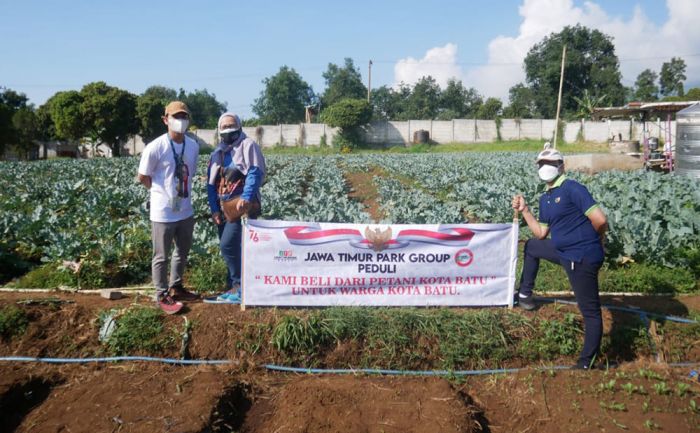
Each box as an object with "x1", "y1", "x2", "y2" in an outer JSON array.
[
  {"x1": 553, "y1": 45, "x2": 566, "y2": 148},
  {"x1": 367, "y1": 59, "x2": 373, "y2": 102}
]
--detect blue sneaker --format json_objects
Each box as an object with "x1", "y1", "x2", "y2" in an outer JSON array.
[{"x1": 204, "y1": 288, "x2": 242, "y2": 304}]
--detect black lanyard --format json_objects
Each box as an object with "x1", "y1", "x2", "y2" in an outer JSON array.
[{"x1": 169, "y1": 137, "x2": 186, "y2": 165}]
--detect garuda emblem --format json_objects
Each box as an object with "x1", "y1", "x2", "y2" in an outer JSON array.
[{"x1": 364, "y1": 226, "x2": 392, "y2": 252}]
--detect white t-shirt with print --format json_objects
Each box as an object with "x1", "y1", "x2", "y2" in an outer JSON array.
[{"x1": 138, "y1": 133, "x2": 199, "y2": 222}]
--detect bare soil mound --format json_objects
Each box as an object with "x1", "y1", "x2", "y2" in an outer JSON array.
[{"x1": 243, "y1": 375, "x2": 480, "y2": 433}]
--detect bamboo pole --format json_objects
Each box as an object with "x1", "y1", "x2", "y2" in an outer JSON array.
[{"x1": 553, "y1": 45, "x2": 567, "y2": 148}]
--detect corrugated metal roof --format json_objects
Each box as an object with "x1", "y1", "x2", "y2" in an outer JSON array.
[{"x1": 591, "y1": 101, "x2": 700, "y2": 119}]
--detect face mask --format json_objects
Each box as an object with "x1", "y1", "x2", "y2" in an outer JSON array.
[
  {"x1": 168, "y1": 117, "x2": 189, "y2": 134},
  {"x1": 538, "y1": 164, "x2": 560, "y2": 182},
  {"x1": 220, "y1": 129, "x2": 241, "y2": 145}
]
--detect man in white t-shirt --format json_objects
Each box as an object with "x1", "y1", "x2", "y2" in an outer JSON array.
[{"x1": 138, "y1": 101, "x2": 200, "y2": 314}]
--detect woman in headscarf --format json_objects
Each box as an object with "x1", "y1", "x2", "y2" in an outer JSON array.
[{"x1": 205, "y1": 113, "x2": 266, "y2": 303}]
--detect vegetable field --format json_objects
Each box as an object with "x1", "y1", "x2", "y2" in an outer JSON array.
[
  {"x1": 1, "y1": 153, "x2": 700, "y2": 433},
  {"x1": 1, "y1": 153, "x2": 699, "y2": 290}
]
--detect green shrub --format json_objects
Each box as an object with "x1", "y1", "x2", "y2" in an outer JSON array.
[
  {"x1": 332, "y1": 130, "x2": 360, "y2": 153},
  {"x1": 0, "y1": 305, "x2": 29, "y2": 340},
  {"x1": 185, "y1": 255, "x2": 228, "y2": 293},
  {"x1": 601, "y1": 263, "x2": 696, "y2": 294},
  {"x1": 519, "y1": 314, "x2": 583, "y2": 359},
  {"x1": 100, "y1": 306, "x2": 176, "y2": 356},
  {"x1": 321, "y1": 99, "x2": 372, "y2": 152},
  {"x1": 13, "y1": 262, "x2": 76, "y2": 288},
  {"x1": 320, "y1": 98, "x2": 372, "y2": 129}
]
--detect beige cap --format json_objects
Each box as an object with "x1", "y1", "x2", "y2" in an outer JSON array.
[{"x1": 164, "y1": 101, "x2": 191, "y2": 116}]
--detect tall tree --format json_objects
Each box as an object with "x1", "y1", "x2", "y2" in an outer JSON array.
[
  {"x1": 686, "y1": 87, "x2": 700, "y2": 101},
  {"x1": 524, "y1": 25, "x2": 625, "y2": 118},
  {"x1": 136, "y1": 85, "x2": 178, "y2": 143},
  {"x1": 502, "y1": 83, "x2": 539, "y2": 118},
  {"x1": 404, "y1": 76, "x2": 441, "y2": 120},
  {"x1": 47, "y1": 90, "x2": 85, "y2": 142},
  {"x1": 11, "y1": 107, "x2": 39, "y2": 159},
  {"x1": 321, "y1": 58, "x2": 367, "y2": 108},
  {"x1": 179, "y1": 88, "x2": 226, "y2": 129},
  {"x1": 0, "y1": 89, "x2": 19, "y2": 156},
  {"x1": 79, "y1": 81, "x2": 138, "y2": 157},
  {"x1": 370, "y1": 84, "x2": 414, "y2": 121},
  {"x1": 475, "y1": 97, "x2": 503, "y2": 120},
  {"x1": 633, "y1": 69, "x2": 659, "y2": 101},
  {"x1": 659, "y1": 57, "x2": 687, "y2": 97},
  {"x1": 252, "y1": 66, "x2": 315, "y2": 124},
  {"x1": 439, "y1": 79, "x2": 482, "y2": 119},
  {"x1": 35, "y1": 102, "x2": 56, "y2": 142},
  {"x1": 143, "y1": 85, "x2": 178, "y2": 102},
  {"x1": 0, "y1": 88, "x2": 45, "y2": 159}
]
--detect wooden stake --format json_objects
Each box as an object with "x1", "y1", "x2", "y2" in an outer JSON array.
[
  {"x1": 553, "y1": 45, "x2": 567, "y2": 149},
  {"x1": 367, "y1": 60, "x2": 373, "y2": 102}
]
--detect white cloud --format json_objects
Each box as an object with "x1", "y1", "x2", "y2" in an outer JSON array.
[
  {"x1": 393, "y1": 43, "x2": 462, "y2": 89},
  {"x1": 395, "y1": 0, "x2": 700, "y2": 102}
]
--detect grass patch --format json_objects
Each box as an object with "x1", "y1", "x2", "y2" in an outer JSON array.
[
  {"x1": 263, "y1": 145, "x2": 339, "y2": 155},
  {"x1": 11, "y1": 262, "x2": 76, "y2": 289},
  {"x1": 519, "y1": 313, "x2": 583, "y2": 359},
  {"x1": 263, "y1": 140, "x2": 608, "y2": 155},
  {"x1": 99, "y1": 306, "x2": 177, "y2": 356},
  {"x1": 516, "y1": 255, "x2": 697, "y2": 295},
  {"x1": 601, "y1": 263, "x2": 697, "y2": 294},
  {"x1": 270, "y1": 308, "x2": 590, "y2": 370},
  {"x1": 0, "y1": 305, "x2": 29, "y2": 340}
]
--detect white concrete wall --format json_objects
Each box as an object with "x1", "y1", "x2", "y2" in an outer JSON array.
[
  {"x1": 280, "y1": 124, "x2": 300, "y2": 146},
  {"x1": 542, "y1": 120, "x2": 557, "y2": 141},
  {"x1": 584, "y1": 120, "x2": 609, "y2": 143},
  {"x1": 389, "y1": 121, "x2": 410, "y2": 144},
  {"x1": 453, "y1": 119, "x2": 476, "y2": 142},
  {"x1": 365, "y1": 122, "x2": 388, "y2": 144},
  {"x1": 609, "y1": 120, "x2": 631, "y2": 141},
  {"x1": 499, "y1": 119, "x2": 520, "y2": 141},
  {"x1": 303, "y1": 123, "x2": 327, "y2": 146},
  {"x1": 564, "y1": 121, "x2": 581, "y2": 143},
  {"x1": 475, "y1": 120, "x2": 498, "y2": 142},
  {"x1": 520, "y1": 119, "x2": 542, "y2": 140},
  {"x1": 30, "y1": 118, "x2": 686, "y2": 159},
  {"x1": 431, "y1": 121, "x2": 454, "y2": 143}
]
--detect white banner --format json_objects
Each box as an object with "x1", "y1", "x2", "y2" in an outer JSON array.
[{"x1": 242, "y1": 219, "x2": 518, "y2": 307}]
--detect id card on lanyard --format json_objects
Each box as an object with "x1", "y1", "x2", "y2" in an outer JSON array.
[{"x1": 169, "y1": 138, "x2": 189, "y2": 211}]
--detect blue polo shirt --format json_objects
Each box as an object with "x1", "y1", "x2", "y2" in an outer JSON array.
[{"x1": 538, "y1": 175, "x2": 604, "y2": 263}]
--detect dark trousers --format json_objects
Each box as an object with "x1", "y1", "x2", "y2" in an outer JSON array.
[
  {"x1": 519, "y1": 238, "x2": 603, "y2": 366},
  {"x1": 217, "y1": 220, "x2": 242, "y2": 289}
]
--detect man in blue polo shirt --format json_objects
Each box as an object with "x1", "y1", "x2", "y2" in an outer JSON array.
[{"x1": 512, "y1": 144, "x2": 608, "y2": 370}]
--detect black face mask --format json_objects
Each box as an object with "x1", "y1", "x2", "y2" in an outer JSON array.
[{"x1": 221, "y1": 130, "x2": 241, "y2": 145}]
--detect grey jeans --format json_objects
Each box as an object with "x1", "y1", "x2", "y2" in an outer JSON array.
[{"x1": 151, "y1": 216, "x2": 195, "y2": 292}]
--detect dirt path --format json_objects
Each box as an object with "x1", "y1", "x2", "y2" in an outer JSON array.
[{"x1": 344, "y1": 166, "x2": 386, "y2": 222}]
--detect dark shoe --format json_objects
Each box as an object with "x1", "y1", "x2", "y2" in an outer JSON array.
[
  {"x1": 573, "y1": 359, "x2": 595, "y2": 370},
  {"x1": 169, "y1": 286, "x2": 201, "y2": 302},
  {"x1": 156, "y1": 292, "x2": 183, "y2": 315},
  {"x1": 517, "y1": 295, "x2": 537, "y2": 311}
]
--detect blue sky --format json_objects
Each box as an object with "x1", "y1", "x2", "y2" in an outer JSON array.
[{"x1": 1, "y1": 0, "x2": 694, "y2": 118}]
